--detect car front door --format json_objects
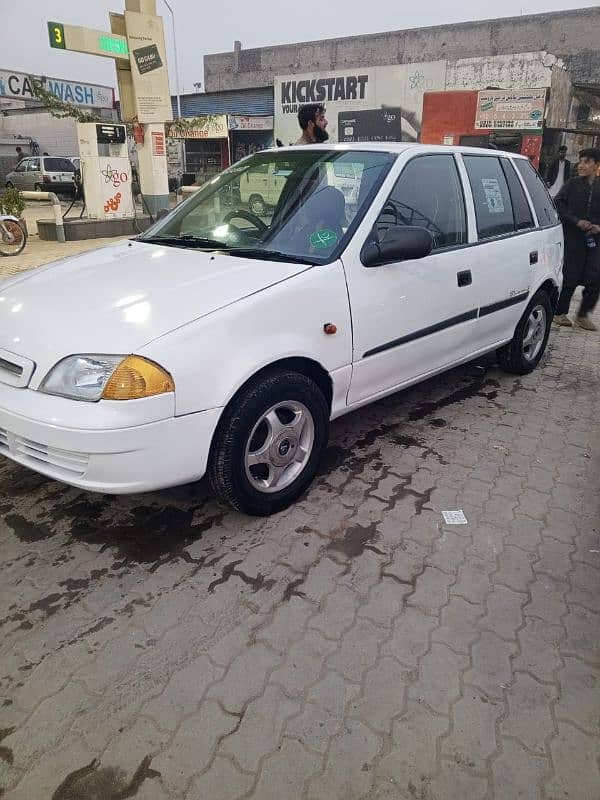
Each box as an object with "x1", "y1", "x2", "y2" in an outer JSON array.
[
  {"x1": 11, "y1": 159, "x2": 29, "y2": 190},
  {"x1": 343, "y1": 152, "x2": 480, "y2": 406},
  {"x1": 27, "y1": 158, "x2": 41, "y2": 190}
]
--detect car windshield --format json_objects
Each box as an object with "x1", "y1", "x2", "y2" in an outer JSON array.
[{"x1": 139, "y1": 149, "x2": 395, "y2": 263}]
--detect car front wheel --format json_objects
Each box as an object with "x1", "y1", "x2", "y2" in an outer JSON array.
[
  {"x1": 496, "y1": 289, "x2": 553, "y2": 375},
  {"x1": 208, "y1": 370, "x2": 329, "y2": 515}
]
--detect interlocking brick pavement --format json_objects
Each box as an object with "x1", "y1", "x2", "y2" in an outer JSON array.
[{"x1": 1, "y1": 232, "x2": 599, "y2": 798}]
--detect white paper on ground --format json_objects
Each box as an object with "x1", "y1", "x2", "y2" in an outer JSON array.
[{"x1": 442, "y1": 510, "x2": 468, "y2": 525}]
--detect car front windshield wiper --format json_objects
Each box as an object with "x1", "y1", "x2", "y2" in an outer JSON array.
[
  {"x1": 137, "y1": 234, "x2": 231, "y2": 249},
  {"x1": 226, "y1": 248, "x2": 317, "y2": 266}
]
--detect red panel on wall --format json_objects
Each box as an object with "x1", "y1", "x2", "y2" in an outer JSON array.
[{"x1": 421, "y1": 90, "x2": 489, "y2": 145}]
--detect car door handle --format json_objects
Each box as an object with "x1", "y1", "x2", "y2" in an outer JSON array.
[
  {"x1": 457, "y1": 270, "x2": 472, "y2": 287},
  {"x1": 530, "y1": 251, "x2": 538, "y2": 265}
]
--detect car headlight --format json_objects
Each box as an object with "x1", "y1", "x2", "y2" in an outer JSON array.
[{"x1": 39, "y1": 355, "x2": 175, "y2": 402}]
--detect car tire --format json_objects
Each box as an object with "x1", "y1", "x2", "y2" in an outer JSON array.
[
  {"x1": 248, "y1": 194, "x2": 267, "y2": 216},
  {"x1": 496, "y1": 289, "x2": 553, "y2": 375},
  {"x1": 34, "y1": 183, "x2": 42, "y2": 192},
  {"x1": 208, "y1": 370, "x2": 329, "y2": 515},
  {"x1": 5, "y1": 181, "x2": 14, "y2": 189}
]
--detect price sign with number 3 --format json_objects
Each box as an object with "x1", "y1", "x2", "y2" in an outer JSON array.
[{"x1": 48, "y1": 21, "x2": 66, "y2": 49}]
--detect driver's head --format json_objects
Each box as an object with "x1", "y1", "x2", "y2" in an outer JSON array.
[{"x1": 298, "y1": 104, "x2": 329, "y2": 143}]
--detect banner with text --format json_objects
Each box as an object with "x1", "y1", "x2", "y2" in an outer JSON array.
[
  {"x1": 0, "y1": 69, "x2": 114, "y2": 109},
  {"x1": 475, "y1": 89, "x2": 547, "y2": 130},
  {"x1": 124, "y1": 10, "x2": 172, "y2": 123},
  {"x1": 274, "y1": 62, "x2": 446, "y2": 145},
  {"x1": 166, "y1": 115, "x2": 229, "y2": 139}
]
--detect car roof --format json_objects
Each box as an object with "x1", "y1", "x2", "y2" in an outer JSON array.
[{"x1": 268, "y1": 142, "x2": 529, "y2": 159}]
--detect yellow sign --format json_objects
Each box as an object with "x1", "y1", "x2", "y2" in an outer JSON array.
[{"x1": 167, "y1": 116, "x2": 229, "y2": 139}]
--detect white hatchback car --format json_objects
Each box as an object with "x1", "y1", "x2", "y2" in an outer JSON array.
[{"x1": 0, "y1": 144, "x2": 562, "y2": 515}]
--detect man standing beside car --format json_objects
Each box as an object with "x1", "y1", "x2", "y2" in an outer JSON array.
[
  {"x1": 553, "y1": 148, "x2": 600, "y2": 331},
  {"x1": 296, "y1": 104, "x2": 329, "y2": 145},
  {"x1": 546, "y1": 145, "x2": 571, "y2": 197}
]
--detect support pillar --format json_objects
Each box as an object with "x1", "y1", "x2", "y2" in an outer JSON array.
[{"x1": 137, "y1": 123, "x2": 170, "y2": 217}]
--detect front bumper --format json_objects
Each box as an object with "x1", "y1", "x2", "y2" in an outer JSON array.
[{"x1": 0, "y1": 384, "x2": 221, "y2": 494}]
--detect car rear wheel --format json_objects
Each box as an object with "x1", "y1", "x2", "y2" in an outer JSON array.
[
  {"x1": 208, "y1": 370, "x2": 329, "y2": 515},
  {"x1": 496, "y1": 289, "x2": 553, "y2": 375},
  {"x1": 34, "y1": 183, "x2": 42, "y2": 192},
  {"x1": 5, "y1": 182, "x2": 14, "y2": 189}
]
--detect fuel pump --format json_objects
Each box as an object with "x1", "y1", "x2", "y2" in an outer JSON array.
[{"x1": 76, "y1": 122, "x2": 134, "y2": 219}]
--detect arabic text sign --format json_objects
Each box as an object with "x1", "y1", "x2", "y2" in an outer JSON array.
[{"x1": 475, "y1": 89, "x2": 546, "y2": 130}]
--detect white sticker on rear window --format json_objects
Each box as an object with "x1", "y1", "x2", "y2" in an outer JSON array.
[{"x1": 482, "y1": 178, "x2": 505, "y2": 214}]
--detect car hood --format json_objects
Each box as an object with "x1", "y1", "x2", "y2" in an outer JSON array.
[{"x1": 0, "y1": 240, "x2": 310, "y2": 374}]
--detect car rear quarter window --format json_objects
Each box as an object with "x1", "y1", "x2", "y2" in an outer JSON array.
[
  {"x1": 514, "y1": 159, "x2": 559, "y2": 227},
  {"x1": 501, "y1": 159, "x2": 534, "y2": 231},
  {"x1": 463, "y1": 155, "x2": 515, "y2": 240}
]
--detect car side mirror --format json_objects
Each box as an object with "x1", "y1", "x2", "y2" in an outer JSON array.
[{"x1": 361, "y1": 225, "x2": 433, "y2": 267}]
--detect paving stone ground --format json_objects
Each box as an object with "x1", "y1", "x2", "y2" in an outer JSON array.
[{"x1": 1, "y1": 232, "x2": 599, "y2": 799}]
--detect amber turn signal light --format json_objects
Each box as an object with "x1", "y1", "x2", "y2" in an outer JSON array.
[{"x1": 102, "y1": 356, "x2": 174, "y2": 400}]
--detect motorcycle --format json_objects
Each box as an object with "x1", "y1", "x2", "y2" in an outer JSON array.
[{"x1": 0, "y1": 214, "x2": 27, "y2": 256}]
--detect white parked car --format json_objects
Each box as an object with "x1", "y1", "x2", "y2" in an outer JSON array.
[{"x1": 0, "y1": 144, "x2": 563, "y2": 515}]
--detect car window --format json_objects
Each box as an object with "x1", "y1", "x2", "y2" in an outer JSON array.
[
  {"x1": 374, "y1": 154, "x2": 467, "y2": 250},
  {"x1": 464, "y1": 156, "x2": 515, "y2": 240},
  {"x1": 27, "y1": 159, "x2": 40, "y2": 172},
  {"x1": 14, "y1": 160, "x2": 28, "y2": 173},
  {"x1": 140, "y1": 149, "x2": 395, "y2": 263},
  {"x1": 514, "y1": 158, "x2": 559, "y2": 227},
  {"x1": 501, "y1": 159, "x2": 534, "y2": 231},
  {"x1": 44, "y1": 157, "x2": 75, "y2": 172}
]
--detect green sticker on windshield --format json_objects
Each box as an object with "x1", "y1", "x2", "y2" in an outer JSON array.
[{"x1": 309, "y1": 229, "x2": 338, "y2": 249}]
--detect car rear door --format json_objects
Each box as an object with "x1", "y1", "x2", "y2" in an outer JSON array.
[
  {"x1": 460, "y1": 153, "x2": 542, "y2": 348},
  {"x1": 344, "y1": 152, "x2": 480, "y2": 406}
]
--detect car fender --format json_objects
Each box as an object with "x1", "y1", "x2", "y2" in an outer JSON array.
[{"x1": 140, "y1": 259, "x2": 353, "y2": 417}]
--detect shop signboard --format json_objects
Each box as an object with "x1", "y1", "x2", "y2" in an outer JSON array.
[
  {"x1": 229, "y1": 115, "x2": 274, "y2": 131},
  {"x1": 0, "y1": 68, "x2": 114, "y2": 109},
  {"x1": 167, "y1": 115, "x2": 229, "y2": 139},
  {"x1": 475, "y1": 89, "x2": 546, "y2": 130}
]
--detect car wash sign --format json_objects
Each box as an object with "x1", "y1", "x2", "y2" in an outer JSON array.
[
  {"x1": 0, "y1": 69, "x2": 114, "y2": 109},
  {"x1": 275, "y1": 62, "x2": 446, "y2": 145}
]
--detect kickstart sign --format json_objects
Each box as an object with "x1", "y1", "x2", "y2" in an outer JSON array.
[{"x1": 274, "y1": 62, "x2": 446, "y2": 145}]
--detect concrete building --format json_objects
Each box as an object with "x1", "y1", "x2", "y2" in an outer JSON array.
[
  {"x1": 200, "y1": 7, "x2": 599, "y2": 173},
  {"x1": 204, "y1": 7, "x2": 600, "y2": 93}
]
